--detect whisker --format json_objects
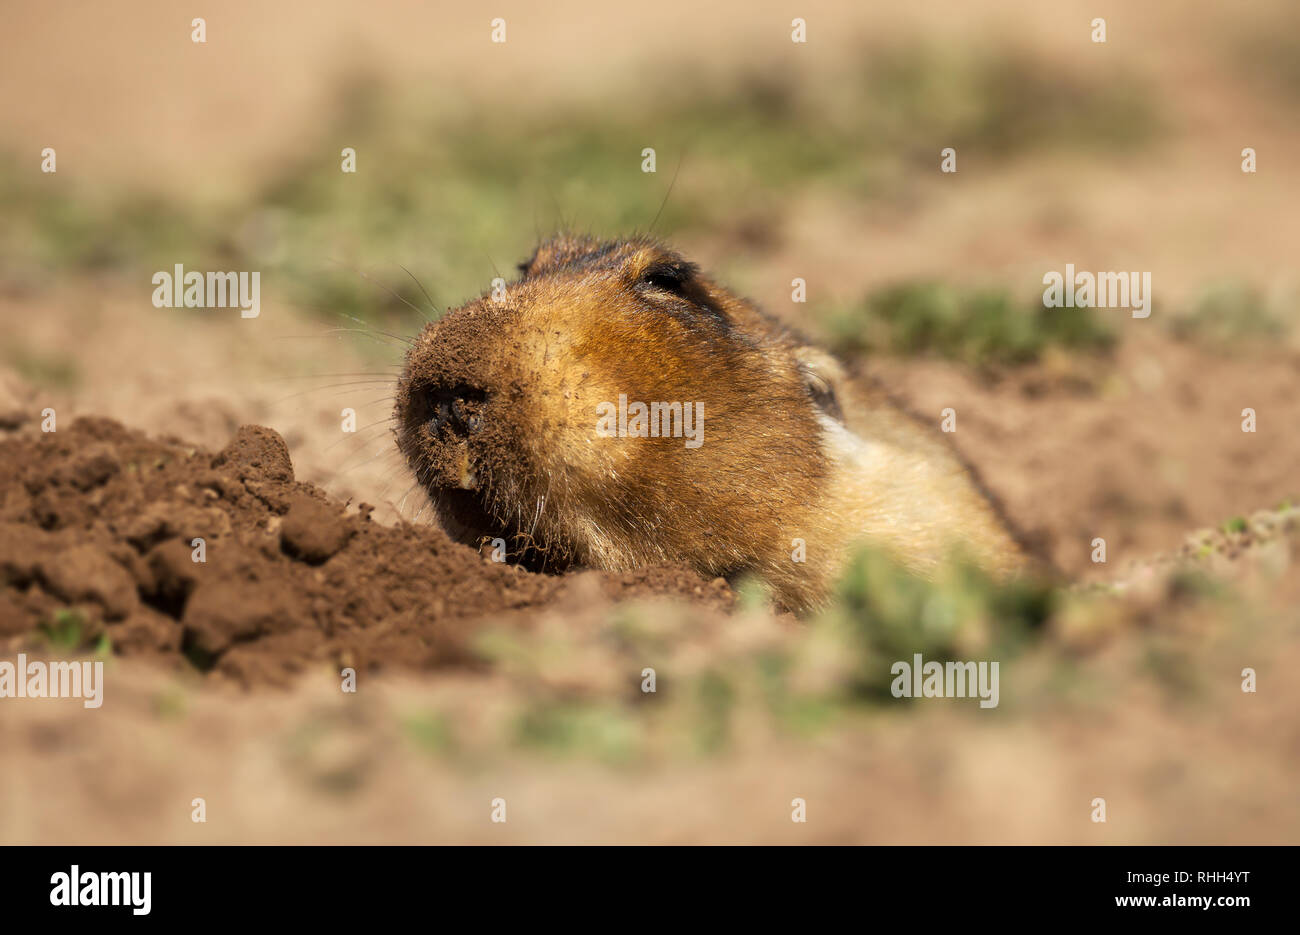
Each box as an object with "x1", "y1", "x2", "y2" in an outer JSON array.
[
  {"x1": 396, "y1": 480, "x2": 422, "y2": 517},
  {"x1": 325, "y1": 255, "x2": 430, "y2": 322},
  {"x1": 332, "y1": 309, "x2": 417, "y2": 348},
  {"x1": 543, "y1": 182, "x2": 565, "y2": 232},
  {"x1": 268, "y1": 371, "x2": 401, "y2": 381},
  {"x1": 273, "y1": 328, "x2": 411, "y2": 349},
  {"x1": 398, "y1": 264, "x2": 440, "y2": 319},
  {"x1": 352, "y1": 461, "x2": 407, "y2": 503},
  {"x1": 355, "y1": 394, "x2": 397, "y2": 408},
  {"x1": 324, "y1": 419, "x2": 396, "y2": 454},
  {"x1": 277, "y1": 380, "x2": 396, "y2": 391},
  {"x1": 266, "y1": 383, "x2": 396, "y2": 405},
  {"x1": 649, "y1": 149, "x2": 685, "y2": 234},
  {"x1": 332, "y1": 440, "x2": 401, "y2": 475}
]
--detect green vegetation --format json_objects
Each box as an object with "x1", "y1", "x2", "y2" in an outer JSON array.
[
  {"x1": 38, "y1": 608, "x2": 89, "y2": 651},
  {"x1": 150, "y1": 686, "x2": 189, "y2": 719},
  {"x1": 400, "y1": 711, "x2": 458, "y2": 755},
  {"x1": 0, "y1": 41, "x2": 1157, "y2": 328},
  {"x1": 438, "y1": 546, "x2": 1062, "y2": 761},
  {"x1": 1222, "y1": 515, "x2": 1248, "y2": 535},
  {"x1": 247, "y1": 48, "x2": 1156, "y2": 318},
  {"x1": 1232, "y1": 11, "x2": 1300, "y2": 101},
  {"x1": 0, "y1": 161, "x2": 213, "y2": 281},
  {"x1": 515, "y1": 702, "x2": 639, "y2": 763},
  {"x1": 1167, "y1": 281, "x2": 1292, "y2": 344},
  {"x1": 858, "y1": 45, "x2": 1156, "y2": 156},
  {"x1": 822, "y1": 280, "x2": 1116, "y2": 367},
  {"x1": 385, "y1": 522, "x2": 1282, "y2": 765},
  {"x1": 826, "y1": 545, "x2": 1055, "y2": 698},
  {"x1": 3, "y1": 344, "x2": 81, "y2": 390}
]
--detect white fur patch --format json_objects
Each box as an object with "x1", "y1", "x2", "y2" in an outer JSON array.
[{"x1": 817, "y1": 412, "x2": 877, "y2": 472}]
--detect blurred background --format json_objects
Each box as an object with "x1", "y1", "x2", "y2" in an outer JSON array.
[{"x1": 1, "y1": 0, "x2": 1298, "y2": 843}]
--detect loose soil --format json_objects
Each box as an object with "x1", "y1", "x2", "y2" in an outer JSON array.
[{"x1": 0, "y1": 417, "x2": 733, "y2": 687}]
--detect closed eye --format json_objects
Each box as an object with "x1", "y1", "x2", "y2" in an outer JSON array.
[
  {"x1": 634, "y1": 259, "x2": 730, "y2": 331},
  {"x1": 639, "y1": 262, "x2": 695, "y2": 294}
]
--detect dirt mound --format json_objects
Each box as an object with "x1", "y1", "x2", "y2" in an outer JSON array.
[{"x1": 0, "y1": 418, "x2": 733, "y2": 686}]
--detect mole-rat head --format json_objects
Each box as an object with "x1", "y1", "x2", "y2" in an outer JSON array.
[{"x1": 393, "y1": 234, "x2": 839, "y2": 575}]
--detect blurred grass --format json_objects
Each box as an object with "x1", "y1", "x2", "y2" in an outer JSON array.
[
  {"x1": 821, "y1": 280, "x2": 1117, "y2": 367},
  {"x1": 365, "y1": 501, "x2": 1300, "y2": 766},
  {"x1": 415, "y1": 515, "x2": 1296, "y2": 765},
  {"x1": 400, "y1": 711, "x2": 458, "y2": 755},
  {"x1": 1166, "y1": 280, "x2": 1293, "y2": 344},
  {"x1": 1231, "y1": 8, "x2": 1300, "y2": 101},
  {"x1": 38, "y1": 607, "x2": 90, "y2": 652},
  {"x1": 456, "y1": 502, "x2": 1300, "y2": 764},
  {"x1": 15, "y1": 39, "x2": 1284, "y2": 361},
  {"x1": 0, "y1": 164, "x2": 215, "y2": 284},
  {"x1": 2, "y1": 344, "x2": 81, "y2": 389},
  {"x1": 0, "y1": 41, "x2": 1157, "y2": 328},
  {"x1": 827, "y1": 545, "x2": 1056, "y2": 699},
  {"x1": 454, "y1": 545, "x2": 1065, "y2": 761},
  {"x1": 247, "y1": 47, "x2": 1158, "y2": 317},
  {"x1": 516, "y1": 702, "x2": 641, "y2": 763}
]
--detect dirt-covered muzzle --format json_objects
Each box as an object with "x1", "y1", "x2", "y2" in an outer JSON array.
[{"x1": 395, "y1": 299, "x2": 531, "y2": 544}]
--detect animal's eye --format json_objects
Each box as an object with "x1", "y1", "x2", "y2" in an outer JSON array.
[{"x1": 640, "y1": 262, "x2": 694, "y2": 294}]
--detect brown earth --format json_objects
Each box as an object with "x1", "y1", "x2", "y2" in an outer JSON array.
[
  {"x1": 872, "y1": 333, "x2": 1300, "y2": 580},
  {"x1": 0, "y1": 417, "x2": 733, "y2": 688}
]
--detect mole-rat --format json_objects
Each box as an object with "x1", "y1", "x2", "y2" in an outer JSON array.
[{"x1": 394, "y1": 233, "x2": 1031, "y2": 613}]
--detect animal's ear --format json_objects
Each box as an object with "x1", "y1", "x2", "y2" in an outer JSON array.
[
  {"x1": 516, "y1": 249, "x2": 538, "y2": 278},
  {"x1": 517, "y1": 236, "x2": 573, "y2": 277},
  {"x1": 794, "y1": 346, "x2": 847, "y2": 423}
]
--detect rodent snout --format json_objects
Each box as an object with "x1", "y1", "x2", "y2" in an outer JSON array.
[{"x1": 426, "y1": 384, "x2": 488, "y2": 439}]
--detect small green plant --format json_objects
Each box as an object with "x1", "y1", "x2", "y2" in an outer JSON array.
[
  {"x1": 39, "y1": 608, "x2": 87, "y2": 651},
  {"x1": 401, "y1": 711, "x2": 457, "y2": 756},
  {"x1": 823, "y1": 280, "x2": 1115, "y2": 367},
  {"x1": 515, "y1": 702, "x2": 639, "y2": 763},
  {"x1": 4, "y1": 345, "x2": 81, "y2": 390},
  {"x1": 1168, "y1": 281, "x2": 1290, "y2": 344},
  {"x1": 693, "y1": 670, "x2": 736, "y2": 753},
  {"x1": 826, "y1": 544, "x2": 1055, "y2": 699},
  {"x1": 151, "y1": 686, "x2": 188, "y2": 719}
]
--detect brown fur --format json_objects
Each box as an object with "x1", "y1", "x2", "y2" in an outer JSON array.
[{"x1": 394, "y1": 234, "x2": 1031, "y2": 613}]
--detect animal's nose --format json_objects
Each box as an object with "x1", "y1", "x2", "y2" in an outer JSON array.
[{"x1": 427, "y1": 385, "x2": 487, "y2": 437}]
